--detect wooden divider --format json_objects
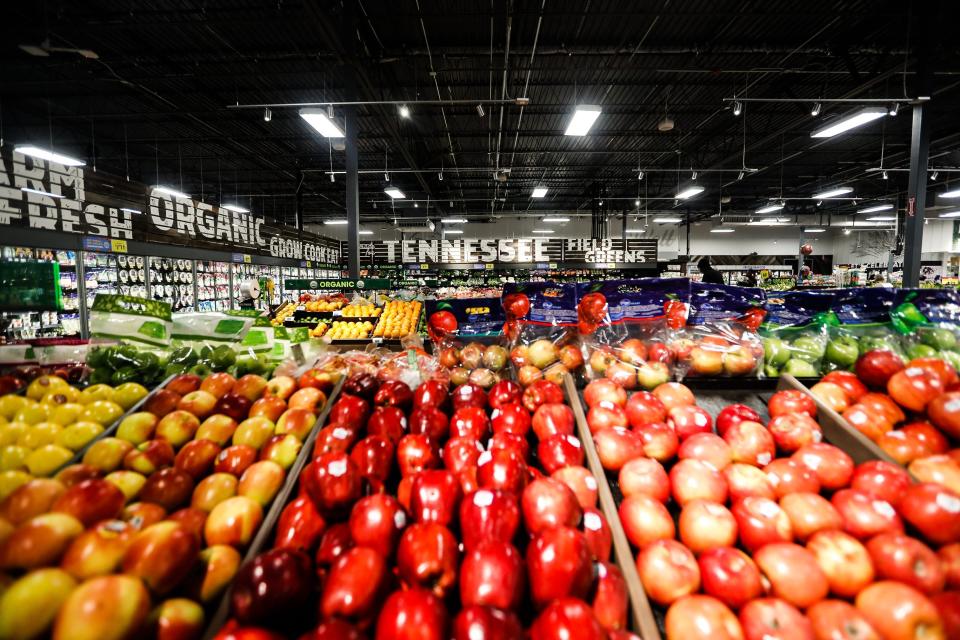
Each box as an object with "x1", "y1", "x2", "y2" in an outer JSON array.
[
  {"x1": 202, "y1": 377, "x2": 344, "y2": 639},
  {"x1": 563, "y1": 374, "x2": 662, "y2": 640}
]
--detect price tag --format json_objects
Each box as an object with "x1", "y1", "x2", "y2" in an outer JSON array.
[
  {"x1": 290, "y1": 343, "x2": 306, "y2": 365},
  {"x1": 110, "y1": 239, "x2": 128, "y2": 253},
  {"x1": 243, "y1": 255, "x2": 252, "y2": 264},
  {"x1": 485, "y1": 263, "x2": 494, "y2": 270},
  {"x1": 332, "y1": 310, "x2": 342, "y2": 316},
  {"x1": 420, "y1": 263, "x2": 430, "y2": 270},
  {"x1": 372, "y1": 337, "x2": 384, "y2": 344}
]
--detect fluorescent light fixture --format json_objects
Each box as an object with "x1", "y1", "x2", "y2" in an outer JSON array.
[
  {"x1": 542, "y1": 217, "x2": 570, "y2": 223},
  {"x1": 384, "y1": 187, "x2": 406, "y2": 199},
  {"x1": 531, "y1": 229, "x2": 555, "y2": 234},
  {"x1": 756, "y1": 202, "x2": 785, "y2": 214},
  {"x1": 531, "y1": 186, "x2": 548, "y2": 198},
  {"x1": 940, "y1": 188, "x2": 960, "y2": 199},
  {"x1": 119, "y1": 207, "x2": 142, "y2": 214},
  {"x1": 299, "y1": 108, "x2": 345, "y2": 137},
  {"x1": 21, "y1": 186, "x2": 64, "y2": 199},
  {"x1": 938, "y1": 210, "x2": 960, "y2": 218},
  {"x1": 443, "y1": 229, "x2": 464, "y2": 235},
  {"x1": 323, "y1": 219, "x2": 348, "y2": 225},
  {"x1": 359, "y1": 230, "x2": 374, "y2": 235},
  {"x1": 441, "y1": 218, "x2": 467, "y2": 224},
  {"x1": 626, "y1": 229, "x2": 646, "y2": 234},
  {"x1": 152, "y1": 185, "x2": 189, "y2": 198},
  {"x1": 811, "y1": 102, "x2": 822, "y2": 117},
  {"x1": 675, "y1": 185, "x2": 705, "y2": 200},
  {"x1": 810, "y1": 106, "x2": 886, "y2": 138},
  {"x1": 398, "y1": 104, "x2": 411, "y2": 118},
  {"x1": 813, "y1": 187, "x2": 853, "y2": 199},
  {"x1": 14, "y1": 145, "x2": 85, "y2": 167},
  {"x1": 858, "y1": 203, "x2": 894, "y2": 214},
  {"x1": 653, "y1": 217, "x2": 682, "y2": 223},
  {"x1": 866, "y1": 216, "x2": 896, "y2": 221},
  {"x1": 564, "y1": 105, "x2": 602, "y2": 136},
  {"x1": 221, "y1": 204, "x2": 249, "y2": 213},
  {"x1": 748, "y1": 219, "x2": 788, "y2": 226},
  {"x1": 732, "y1": 101, "x2": 742, "y2": 116},
  {"x1": 805, "y1": 228, "x2": 827, "y2": 233},
  {"x1": 710, "y1": 227, "x2": 735, "y2": 233}
]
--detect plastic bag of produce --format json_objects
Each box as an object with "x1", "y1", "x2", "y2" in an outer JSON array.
[
  {"x1": 85, "y1": 341, "x2": 166, "y2": 386},
  {"x1": 760, "y1": 290, "x2": 840, "y2": 378},
  {"x1": 171, "y1": 312, "x2": 254, "y2": 342},
  {"x1": 89, "y1": 294, "x2": 173, "y2": 347},
  {"x1": 378, "y1": 345, "x2": 450, "y2": 390},
  {"x1": 429, "y1": 304, "x2": 511, "y2": 390},
  {"x1": 673, "y1": 282, "x2": 766, "y2": 379},
  {"x1": 894, "y1": 288, "x2": 960, "y2": 368},
  {"x1": 824, "y1": 287, "x2": 904, "y2": 371},
  {"x1": 502, "y1": 281, "x2": 581, "y2": 386},
  {"x1": 577, "y1": 278, "x2": 690, "y2": 389}
]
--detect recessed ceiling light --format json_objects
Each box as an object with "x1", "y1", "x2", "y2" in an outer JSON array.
[
  {"x1": 531, "y1": 186, "x2": 548, "y2": 198},
  {"x1": 653, "y1": 217, "x2": 682, "y2": 223},
  {"x1": 812, "y1": 187, "x2": 853, "y2": 199},
  {"x1": 221, "y1": 204, "x2": 249, "y2": 213},
  {"x1": 323, "y1": 219, "x2": 348, "y2": 225},
  {"x1": 14, "y1": 145, "x2": 85, "y2": 167},
  {"x1": 675, "y1": 186, "x2": 704, "y2": 200},
  {"x1": 564, "y1": 105, "x2": 602, "y2": 136},
  {"x1": 299, "y1": 108, "x2": 345, "y2": 137},
  {"x1": 542, "y1": 217, "x2": 569, "y2": 223},
  {"x1": 858, "y1": 203, "x2": 894, "y2": 214},
  {"x1": 531, "y1": 229, "x2": 555, "y2": 234},
  {"x1": 384, "y1": 187, "x2": 406, "y2": 199},
  {"x1": 810, "y1": 106, "x2": 887, "y2": 138},
  {"x1": 21, "y1": 186, "x2": 64, "y2": 199}
]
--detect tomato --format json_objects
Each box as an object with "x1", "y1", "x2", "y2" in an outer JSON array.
[
  {"x1": 502, "y1": 293, "x2": 531, "y2": 319},
  {"x1": 858, "y1": 393, "x2": 906, "y2": 426},
  {"x1": 886, "y1": 366, "x2": 944, "y2": 412},
  {"x1": 768, "y1": 389, "x2": 816, "y2": 419},
  {"x1": 926, "y1": 391, "x2": 960, "y2": 440},
  {"x1": 821, "y1": 370, "x2": 869, "y2": 402}
]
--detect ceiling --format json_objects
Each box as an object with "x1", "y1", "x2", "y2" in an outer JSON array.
[{"x1": 2, "y1": 0, "x2": 958, "y2": 234}]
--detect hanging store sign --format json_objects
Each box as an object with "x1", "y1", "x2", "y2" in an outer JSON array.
[
  {"x1": 342, "y1": 237, "x2": 656, "y2": 265},
  {"x1": 284, "y1": 278, "x2": 392, "y2": 291},
  {"x1": 0, "y1": 147, "x2": 341, "y2": 263}
]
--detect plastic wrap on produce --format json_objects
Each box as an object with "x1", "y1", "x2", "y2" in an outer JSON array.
[
  {"x1": 825, "y1": 287, "x2": 905, "y2": 371},
  {"x1": 501, "y1": 281, "x2": 582, "y2": 387},
  {"x1": 673, "y1": 282, "x2": 766, "y2": 379},
  {"x1": 760, "y1": 289, "x2": 840, "y2": 378},
  {"x1": 577, "y1": 278, "x2": 690, "y2": 390},
  {"x1": 88, "y1": 293, "x2": 173, "y2": 347},
  {"x1": 894, "y1": 288, "x2": 960, "y2": 368}
]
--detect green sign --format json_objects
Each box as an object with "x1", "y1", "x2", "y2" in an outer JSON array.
[{"x1": 284, "y1": 278, "x2": 392, "y2": 291}]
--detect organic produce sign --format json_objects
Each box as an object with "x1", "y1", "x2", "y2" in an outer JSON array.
[{"x1": 283, "y1": 278, "x2": 391, "y2": 291}]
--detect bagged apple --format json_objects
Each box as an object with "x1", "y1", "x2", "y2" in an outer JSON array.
[
  {"x1": 894, "y1": 288, "x2": 960, "y2": 368},
  {"x1": 673, "y1": 282, "x2": 766, "y2": 379},
  {"x1": 501, "y1": 282, "x2": 581, "y2": 386},
  {"x1": 759, "y1": 290, "x2": 840, "y2": 378},
  {"x1": 577, "y1": 278, "x2": 690, "y2": 390},
  {"x1": 824, "y1": 287, "x2": 905, "y2": 372}
]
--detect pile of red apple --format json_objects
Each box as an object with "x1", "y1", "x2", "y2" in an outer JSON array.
[
  {"x1": 0, "y1": 370, "x2": 329, "y2": 639},
  {"x1": 509, "y1": 338, "x2": 584, "y2": 388},
  {"x1": 215, "y1": 374, "x2": 636, "y2": 639},
  {"x1": 582, "y1": 377, "x2": 960, "y2": 640},
  {"x1": 810, "y1": 352, "x2": 960, "y2": 494},
  {"x1": 586, "y1": 338, "x2": 673, "y2": 391}
]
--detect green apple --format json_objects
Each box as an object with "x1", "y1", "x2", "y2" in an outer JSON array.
[
  {"x1": 763, "y1": 337, "x2": 791, "y2": 368},
  {"x1": 783, "y1": 358, "x2": 819, "y2": 378},
  {"x1": 939, "y1": 350, "x2": 960, "y2": 371},
  {"x1": 907, "y1": 343, "x2": 938, "y2": 360},
  {"x1": 763, "y1": 365, "x2": 782, "y2": 378},
  {"x1": 919, "y1": 327, "x2": 957, "y2": 351},
  {"x1": 790, "y1": 336, "x2": 826, "y2": 363},
  {"x1": 825, "y1": 336, "x2": 860, "y2": 368}
]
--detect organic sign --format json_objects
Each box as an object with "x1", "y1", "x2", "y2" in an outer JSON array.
[
  {"x1": 0, "y1": 147, "x2": 341, "y2": 263},
  {"x1": 284, "y1": 278, "x2": 392, "y2": 290}
]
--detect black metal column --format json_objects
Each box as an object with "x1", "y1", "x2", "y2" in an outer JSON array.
[
  {"x1": 903, "y1": 104, "x2": 930, "y2": 287},
  {"x1": 345, "y1": 104, "x2": 360, "y2": 278}
]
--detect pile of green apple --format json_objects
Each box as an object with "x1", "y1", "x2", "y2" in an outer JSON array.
[
  {"x1": 907, "y1": 326, "x2": 960, "y2": 372},
  {"x1": 762, "y1": 332, "x2": 828, "y2": 378},
  {"x1": 0, "y1": 369, "x2": 332, "y2": 640}
]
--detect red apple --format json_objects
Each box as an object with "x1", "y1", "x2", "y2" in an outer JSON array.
[
  {"x1": 174, "y1": 439, "x2": 222, "y2": 479},
  {"x1": 320, "y1": 546, "x2": 387, "y2": 621},
  {"x1": 459, "y1": 539, "x2": 524, "y2": 610},
  {"x1": 304, "y1": 451, "x2": 361, "y2": 515},
  {"x1": 374, "y1": 379, "x2": 413, "y2": 409},
  {"x1": 396, "y1": 434, "x2": 440, "y2": 477},
  {"x1": 678, "y1": 499, "x2": 738, "y2": 553},
  {"x1": 139, "y1": 468, "x2": 195, "y2": 512},
  {"x1": 452, "y1": 606, "x2": 522, "y2": 640},
  {"x1": 887, "y1": 366, "x2": 943, "y2": 412},
  {"x1": 768, "y1": 413, "x2": 823, "y2": 453},
  {"x1": 374, "y1": 588, "x2": 448, "y2": 640},
  {"x1": 490, "y1": 403, "x2": 531, "y2": 436},
  {"x1": 367, "y1": 406, "x2": 407, "y2": 444},
  {"x1": 831, "y1": 488, "x2": 903, "y2": 540},
  {"x1": 807, "y1": 600, "x2": 880, "y2": 640},
  {"x1": 927, "y1": 391, "x2": 960, "y2": 440},
  {"x1": 679, "y1": 433, "x2": 733, "y2": 471},
  {"x1": 670, "y1": 458, "x2": 728, "y2": 506},
  {"x1": 619, "y1": 493, "x2": 675, "y2": 548},
  {"x1": 768, "y1": 389, "x2": 816, "y2": 419},
  {"x1": 274, "y1": 495, "x2": 326, "y2": 553},
  {"x1": 396, "y1": 522, "x2": 459, "y2": 597},
  {"x1": 939, "y1": 544, "x2": 960, "y2": 590},
  {"x1": 121, "y1": 521, "x2": 199, "y2": 594},
  {"x1": 459, "y1": 488, "x2": 519, "y2": 551},
  {"x1": 529, "y1": 597, "x2": 606, "y2": 640},
  {"x1": 476, "y1": 449, "x2": 527, "y2": 495},
  {"x1": 410, "y1": 469, "x2": 462, "y2": 526},
  {"x1": 699, "y1": 546, "x2": 764, "y2": 609},
  {"x1": 592, "y1": 561, "x2": 628, "y2": 631},
  {"x1": 298, "y1": 368, "x2": 338, "y2": 393},
  {"x1": 765, "y1": 458, "x2": 820, "y2": 498},
  {"x1": 625, "y1": 391, "x2": 667, "y2": 428},
  {"x1": 716, "y1": 404, "x2": 761, "y2": 438},
  {"x1": 215, "y1": 445, "x2": 258, "y2": 476},
  {"x1": 668, "y1": 405, "x2": 713, "y2": 440},
  {"x1": 532, "y1": 403, "x2": 576, "y2": 440},
  {"x1": 855, "y1": 581, "x2": 944, "y2": 640},
  {"x1": 792, "y1": 442, "x2": 854, "y2": 490},
  {"x1": 594, "y1": 427, "x2": 645, "y2": 471},
  {"x1": 167, "y1": 374, "x2": 202, "y2": 396},
  {"x1": 488, "y1": 380, "x2": 522, "y2": 409},
  {"x1": 552, "y1": 466, "x2": 599, "y2": 509},
  {"x1": 586, "y1": 405, "x2": 628, "y2": 434},
  {"x1": 732, "y1": 496, "x2": 793, "y2": 553},
  {"x1": 538, "y1": 434, "x2": 584, "y2": 474},
  {"x1": 51, "y1": 478, "x2": 125, "y2": 527},
  {"x1": 522, "y1": 477, "x2": 582, "y2": 535},
  {"x1": 779, "y1": 491, "x2": 842, "y2": 542},
  {"x1": 450, "y1": 406, "x2": 490, "y2": 441},
  {"x1": 526, "y1": 526, "x2": 593, "y2": 608},
  {"x1": 665, "y1": 595, "x2": 744, "y2": 640},
  {"x1": 314, "y1": 522, "x2": 353, "y2": 570},
  {"x1": 635, "y1": 421, "x2": 680, "y2": 461},
  {"x1": 739, "y1": 598, "x2": 813, "y2": 640},
  {"x1": 755, "y1": 542, "x2": 829, "y2": 608},
  {"x1": 724, "y1": 420, "x2": 775, "y2": 467},
  {"x1": 442, "y1": 437, "x2": 484, "y2": 476},
  {"x1": 619, "y1": 457, "x2": 669, "y2": 502},
  {"x1": 211, "y1": 392, "x2": 252, "y2": 423},
  {"x1": 821, "y1": 370, "x2": 869, "y2": 401},
  {"x1": 899, "y1": 483, "x2": 960, "y2": 546},
  {"x1": 584, "y1": 379, "x2": 627, "y2": 409},
  {"x1": 932, "y1": 592, "x2": 960, "y2": 639},
  {"x1": 144, "y1": 389, "x2": 183, "y2": 418},
  {"x1": 856, "y1": 350, "x2": 906, "y2": 389},
  {"x1": 867, "y1": 532, "x2": 945, "y2": 595},
  {"x1": 328, "y1": 394, "x2": 370, "y2": 430},
  {"x1": 724, "y1": 463, "x2": 776, "y2": 501},
  {"x1": 522, "y1": 380, "x2": 565, "y2": 413},
  {"x1": 582, "y1": 507, "x2": 612, "y2": 561}
]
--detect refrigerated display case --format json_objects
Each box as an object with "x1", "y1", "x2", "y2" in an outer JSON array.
[{"x1": 196, "y1": 260, "x2": 231, "y2": 312}]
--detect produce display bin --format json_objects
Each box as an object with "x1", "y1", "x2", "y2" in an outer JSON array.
[{"x1": 201, "y1": 378, "x2": 344, "y2": 639}]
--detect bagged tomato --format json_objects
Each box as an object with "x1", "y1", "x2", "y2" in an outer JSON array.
[
  {"x1": 577, "y1": 278, "x2": 690, "y2": 390},
  {"x1": 894, "y1": 288, "x2": 960, "y2": 370},
  {"x1": 824, "y1": 287, "x2": 904, "y2": 373},
  {"x1": 760, "y1": 290, "x2": 840, "y2": 378},
  {"x1": 673, "y1": 282, "x2": 766, "y2": 379},
  {"x1": 502, "y1": 281, "x2": 581, "y2": 386}
]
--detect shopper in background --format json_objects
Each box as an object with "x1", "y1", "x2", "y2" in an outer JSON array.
[{"x1": 697, "y1": 256, "x2": 726, "y2": 285}]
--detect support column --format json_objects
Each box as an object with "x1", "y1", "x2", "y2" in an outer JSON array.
[
  {"x1": 345, "y1": 105, "x2": 360, "y2": 278},
  {"x1": 903, "y1": 103, "x2": 930, "y2": 288}
]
